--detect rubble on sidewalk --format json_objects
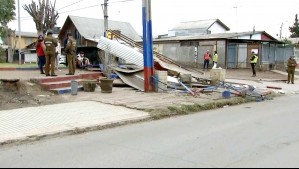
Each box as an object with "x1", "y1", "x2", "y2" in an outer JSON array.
[{"x1": 97, "y1": 36, "x2": 276, "y2": 101}]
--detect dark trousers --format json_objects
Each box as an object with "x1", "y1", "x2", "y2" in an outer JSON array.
[
  {"x1": 204, "y1": 60, "x2": 210, "y2": 70},
  {"x1": 38, "y1": 56, "x2": 46, "y2": 73},
  {"x1": 288, "y1": 68, "x2": 295, "y2": 83},
  {"x1": 251, "y1": 63, "x2": 257, "y2": 76}
]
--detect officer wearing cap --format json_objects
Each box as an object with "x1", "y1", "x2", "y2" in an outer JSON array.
[
  {"x1": 65, "y1": 31, "x2": 77, "y2": 75},
  {"x1": 44, "y1": 29, "x2": 58, "y2": 76},
  {"x1": 287, "y1": 55, "x2": 297, "y2": 84}
]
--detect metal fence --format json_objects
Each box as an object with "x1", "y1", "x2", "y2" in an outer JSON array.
[{"x1": 262, "y1": 44, "x2": 294, "y2": 66}]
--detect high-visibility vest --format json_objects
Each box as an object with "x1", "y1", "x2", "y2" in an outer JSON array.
[
  {"x1": 213, "y1": 54, "x2": 218, "y2": 62},
  {"x1": 251, "y1": 55, "x2": 259, "y2": 64}
]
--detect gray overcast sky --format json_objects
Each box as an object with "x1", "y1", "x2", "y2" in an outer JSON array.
[{"x1": 8, "y1": 0, "x2": 299, "y2": 38}]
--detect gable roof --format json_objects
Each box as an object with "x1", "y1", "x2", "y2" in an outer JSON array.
[
  {"x1": 170, "y1": 19, "x2": 230, "y2": 31},
  {"x1": 59, "y1": 15, "x2": 141, "y2": 41},
  {"x1": 155, "y1": 31, "x2": 278, "y2": 42}
]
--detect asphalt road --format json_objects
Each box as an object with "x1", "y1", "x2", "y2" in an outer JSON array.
[{"x1": 1, "y1": 95, "x2": 299, "y2": 168}]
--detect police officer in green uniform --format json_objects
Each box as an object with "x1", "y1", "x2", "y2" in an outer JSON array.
[
  {"x1": 44, "y1": 29, "x2": 58, "y2": 76},
  {"x1": 287, "y1": 55, "x2": 298, "y2": 84},
  {"x1": 65, "y1": 32, "x2": 77, "y2": 75},
  {"x1": 250, "y1": 51, "x2": 259, "y2": 77}
]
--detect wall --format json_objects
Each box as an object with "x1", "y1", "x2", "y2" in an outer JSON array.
[
  {"x1": 10, "y1": 36, "x2": 36, "y2": 50},
  {"x1": 239, "y1": 34, "x2": 261, "y2": 40},
  {"x1": 155, "y1": 43, "x2": 195, "y2": 66},
  {"x1": 209, "y1": 22, "x2": 227, "y2": 34},
  {"x1": 154, "y1": 40, "x2": 226, "y2": 68}
]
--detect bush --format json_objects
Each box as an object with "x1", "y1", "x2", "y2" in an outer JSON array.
[{"x1": 0, "y1": 47, "x2": 6, "y2": 63}]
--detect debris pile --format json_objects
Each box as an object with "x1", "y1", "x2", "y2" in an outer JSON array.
[{"x1": 97, "y1": 34, "x2": 274, "y2": 101}]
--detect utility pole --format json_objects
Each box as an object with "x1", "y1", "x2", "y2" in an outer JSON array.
[
  {"x1": 142, "y1": 0, "x2": 155, "y2": 92},
  {"x1": 18, "y1": 0, "x2": 22, "y2": 65},
  {"x1": 233, "y1": 6, "x2": 238, "y2": 33},
  {"x1": 280, "y1": 22, "x2": 284, "y2": 39},
  {"x1": 104, "y1": 0, "x2": 109, "y2": 74}
]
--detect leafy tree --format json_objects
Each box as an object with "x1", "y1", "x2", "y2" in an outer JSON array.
[
  {"x1": 0, "y1": 0, "x2": 16, "y2": 44},
  {"x1": 289, "y1": 14, "x2": 299, "y2": 38},
  {"x1": 23, "y1": 0, "x2": 59, "y2": 35}
]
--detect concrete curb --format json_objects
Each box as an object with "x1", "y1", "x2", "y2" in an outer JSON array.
[
  {"x1": 0, "y1": 115, "x2": 150, "y2": 146},
  {"x1": 0, "y1": 67, "x2": 68, "y2": 71}
]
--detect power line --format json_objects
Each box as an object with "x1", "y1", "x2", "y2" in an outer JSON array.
[
  {"x1": 13, "y1": 0, "x2": 135, "y2": 22},
  {"x1": 57, "y1": 0, "x2": 85, "y2": 10},
  {"x1": 59, "y1": 4, "x2": 102, "y2": 14},
  {"x1": 109, "y1": 0, "x2": 135, "y2": 4}
]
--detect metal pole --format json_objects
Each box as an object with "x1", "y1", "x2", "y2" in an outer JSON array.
[
  {"x1": 142, "y1": 0, "x2": 155, "y2": 93},
  {"x1": 18, "y1": 0, "x2": 22, "y2": 65},
  {"x1": 104, "y1": 0, "x2": 109, "y2": 75}
]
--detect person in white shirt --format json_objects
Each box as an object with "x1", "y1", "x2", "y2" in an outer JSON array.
[
  {"x1": 55, "y1": 40, "x2": 62, "y2": 71},
  {"x1": 76, "y1": 51, "x2": 84, "y2": 68}
]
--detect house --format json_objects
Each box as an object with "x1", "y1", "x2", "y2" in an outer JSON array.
[
  {"x1": 167, "y1": 19, "x2": 230, "y2": 37},
  {"x1": 5, "y1": 32, "x2": 38, "y2": 63},
  {"x1": 9, "y1": 32, "x2": 38, "y2": 50},
  {"x1": 58, "y1": 15, "x2": 141, "y2": 65},
  {"x1": 154, "y1": 31, "x2": 292, "y2": 70},
  {"x1": 287, "y1": 38, "x2": 299, "y2": 58}
]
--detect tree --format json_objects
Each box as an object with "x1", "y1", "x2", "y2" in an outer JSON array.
[
  {"x1": 23, "y1": 0, "x2": 59, "y2": 35},
  {"x1": 289, "y1": 14, "x2": 299, "y2": 38},
  {"x1": 0, "y1": 0, "x2": 16, "y2": 45}
]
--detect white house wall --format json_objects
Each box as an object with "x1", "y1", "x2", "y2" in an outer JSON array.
[
  {"x1": 238, "y1": 34, "x2": 262, "y2": 40},
  {"x1": 209, "y1": 22, "x2": 227, "y2": 34}
]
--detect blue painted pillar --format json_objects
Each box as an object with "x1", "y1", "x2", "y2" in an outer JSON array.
[{"x1": 142, "y1": 0, "x2": 155, "y2": 93}]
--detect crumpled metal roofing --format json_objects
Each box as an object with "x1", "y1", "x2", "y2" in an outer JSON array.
[{"x1": 97, "y1": 36, "x2": 144, "y2": 67}]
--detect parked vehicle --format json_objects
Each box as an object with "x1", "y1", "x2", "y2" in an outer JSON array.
[{"x1": 59, "y1": 55, "x2": 67, "y2": 65}]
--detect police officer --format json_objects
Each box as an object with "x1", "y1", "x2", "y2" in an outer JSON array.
[
  {"x1": 65, "y1": 32, "x2": 77, "y2": 75},
  {"x1": 44, "y1": 29, "x2": 58, "y2": 77},
  {"x1": 250, "y1": 51, "x2": 259, "y2": 77},
  {"x1": 287, "y1": 55, "x2": 298, "y2": 84}
]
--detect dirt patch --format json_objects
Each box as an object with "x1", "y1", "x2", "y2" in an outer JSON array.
[{"x1": 0, "y1": 80, "x2": 67, "y2": 111}]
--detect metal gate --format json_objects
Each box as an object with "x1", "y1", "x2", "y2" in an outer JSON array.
[
  {"x1": 227, "y1": 44, "x2": 238, "y2": 68},
  {"x1": 237, "y1": 44, "x2": 247, "y2": 68}
]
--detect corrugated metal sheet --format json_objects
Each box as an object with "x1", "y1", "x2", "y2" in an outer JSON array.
[
  {"x1": 97, "y1": 37, "x2": 144, "y2": 67},
  {"x1": 154, "y1": 31, "x2": 278, "y2": 42},
  {"x1": 69, "y1": 16, "x2": 141, "y2": 41},
  {"x1": 114, "y1": 71, "x2": 144, "y2": 91}
]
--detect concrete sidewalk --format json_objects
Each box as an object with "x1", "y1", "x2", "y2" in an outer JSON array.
[{"x1": 0, "y1": 101, "x2": 150, "y2": 145}]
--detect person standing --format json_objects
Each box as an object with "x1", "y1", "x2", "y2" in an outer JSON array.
[
  {"x1": 44, "y1": 30, "x2": 58, "y2": 77},
  {"x1": 287, "y1": 56, "x2": 297, "y2": 84},
  {"x1": 65, "y1": 32, "x2": 77, "y2": 75},
  {"x1": 213, "y1": 51, "x2": 219, "y2": 67},
  {"x1": 55, "y1": 39, "x2": 62, "y2": 71},
  {"x1": 203, "y1": 50, "x2": 212, "y2": 70},
  {"x1": 250, "y1": 51, "x2": 259, "y2": 77},
  {"x1": 36, "y1": 35, "x2": 46, "y2": 74}
]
